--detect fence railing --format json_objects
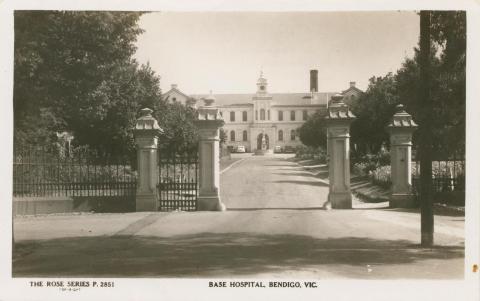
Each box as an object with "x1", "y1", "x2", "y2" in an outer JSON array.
[
  {"x1": 13, "y1": 145, "x2": 137, "y2": 198},
  {"x1": 411, "y1": 150, "x2": 465, "y2": 204},
  {"x1": 157, "y1": 149, "x2": 199, "y2": 211}
]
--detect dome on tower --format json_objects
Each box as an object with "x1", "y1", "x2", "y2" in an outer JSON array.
[
  {"x1": 256, "y1": 70, "x2": 268, "y2": 95},
  {"x1": 257, "y1": 70, "x2": 267, "y2": 84}
]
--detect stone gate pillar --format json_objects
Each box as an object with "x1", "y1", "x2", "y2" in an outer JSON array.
[
  {"x1": 325, "y1": 94, "x2": 356, "y2": 209},
  {"x1": 194, "y1": 94, "x2": 226, "y2": 211},
  {"x1": 134, "y1": 108, "x2": 163, "y2": 211},
  {"x1": 387, "y1": 104, "x2": 418, "y2": 208}
]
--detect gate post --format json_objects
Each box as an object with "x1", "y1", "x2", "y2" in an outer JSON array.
[
  {"x1": 325, "y1": 94, "x2": 356, "y2": 209},
  {"x1": 387, "y1": 104, "x2": 418, "y2": 208},
  {"x1": 194, "y1": 94, "x2": 226, "y2": 211},
  {"x1": 134, "y1": 108, "x2": 162, "y2": 211}
]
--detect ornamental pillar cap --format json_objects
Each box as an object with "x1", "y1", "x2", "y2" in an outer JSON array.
[
  {"x1": 326, "y1": 94, "x2": 355, "y2": 122},
  {"x1": 386, "y1": 104, "x2": 418, "y2": 132},
  {"x1": 330, "y1": 93, "x2": 345, "y2": 105},
  {"x1": 195, "y1": 107, "x2": 225, "y2": 127},
  {"x1": 134, "y1": 108, "x2": 163, "y2": 136}
]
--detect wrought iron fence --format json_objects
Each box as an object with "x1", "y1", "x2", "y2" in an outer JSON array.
[
  {"x1": 13, "y1": 144, "x2": 137, "y2": 198},
  {"x1": 411, "y1": 149, "x2": 465, "y2": 204},
  {"x1": 157, "y1": 149, "x2": 198, "y2": 211}
]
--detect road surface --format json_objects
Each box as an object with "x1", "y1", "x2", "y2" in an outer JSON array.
[{"x1": 13, "y1": 154, "x2": 464, "y2": 278}]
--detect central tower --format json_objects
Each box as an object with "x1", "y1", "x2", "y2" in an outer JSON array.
[
  {"x1": 252, "y1": 70, "x2": 274, "y2": 153},
  {"x1": 256, "y1": 70, "x2": 268, "y2": 96}
]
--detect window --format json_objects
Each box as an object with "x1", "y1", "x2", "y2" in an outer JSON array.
[
  {"x1": 230, "y1": 130, "x2": 236, "y2": 142},
  {"x1": 350, "y1": 95, "x2": 355, "y2": 100},
  {"x1": 260, "y1": 109, "x2": 265, "y2": 120},
  {"x1": 278, "y1": 130, "x2": 283, "y2": 141},
  {"x1": 220, "y1": 111, "x2": 223, "y2": 117},
  {"x1": 267, "y1": 110, "x2": 270, "y2": 120},
  {"x1": 230, "y1": 111, "x2": 235, "y2": 122},
  {"x1": 255, "y1": 110, "x2": 258, "y2": 120},
  {"x1": 290, "y1": 111, "x2": 296, "y2": 121},
  {"x1": 260, "y1": 85, "x2": 265, "y2": 91},
  {"x1": 278, "y1": 111, "x2": 283, "y2": 121},
  {"x1": 291, "y1": 129, "x2": 296, "y2": 141},
  {"x1": 242, "y1": 111, "x2": 247, "y2": 122},
  {"x1": 303, "y1": 110, "x2": 308, "y2": 121},
  {"x1": 172, "y1": 97, "x2": 177, "y2": 101},
  {"x1": 243, "y1": 130, "x2": 248, "y2": 141}
]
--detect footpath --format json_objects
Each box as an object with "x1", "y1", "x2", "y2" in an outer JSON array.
[{"x1": 292, "y1": 158, "x2": 465, "y2": 216}]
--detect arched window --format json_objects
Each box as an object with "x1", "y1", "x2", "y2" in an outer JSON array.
[
  {"x1": 303, "y1": 110, "x2": 308, "y2": 121},
  {"x1": 278, "y1": 111, "x2": 283, "y2": 121},
  {"x1": 267, "y1": 110, "x2": 270, "y2": 120},
  {"x1": 260, "y1": 109, "x2": 265, "y2": 120},
  {"x1": 242, "y1": 130, "x2": 248, "y2": 141},
  {"x1": 242, "y1": 111, "x2": 247, "y2": 122},
  {"x1": 291, "y1": 129, "x2": 296, "y2": 141},
  {"x1": 230, "y1": 130, "x2": 236, "y2": 142},
  {"x1": 230, "y1": 111, "x2": 235, "y2": 122},
  {"x1": 278, "y1": 130, "x2": 283, "y2": 141},
  {"x1": 290, "y1": 111, "x2": 296, "y2": 121}
]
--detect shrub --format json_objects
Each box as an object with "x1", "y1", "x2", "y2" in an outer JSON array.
[
  {"x1": 370, "y1": 165, "x2": 391, "y2": 188},
  {"x1": 352, "y1": 162, "x2": 370, "y2": 177},
  {"x1": 351, "y1": 149, "x2": 390, "y2": 177},
  {"x1": 295, "y1": 146, "x2": 327, "y2": 163}
]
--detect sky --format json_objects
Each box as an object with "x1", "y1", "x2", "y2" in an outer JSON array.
[{"x1": 134, "y1": 11, "x2": 420, "y2": 94}]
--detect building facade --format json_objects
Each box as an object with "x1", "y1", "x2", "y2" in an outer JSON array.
[{"x1": 164, "y1": 70, "x2": 363, "y2": 152}]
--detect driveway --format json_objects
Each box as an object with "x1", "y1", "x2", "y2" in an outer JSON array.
[
  {"x1": 221, "y1": 154, "x2": 328, "y2": 209},
  {"x1": 13, "y1": 154, "x2": 464, "y2": 278}
]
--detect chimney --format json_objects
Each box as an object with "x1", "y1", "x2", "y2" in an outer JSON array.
[
  {"x1": 171, "y1": 84, "x2": 178, "y2": 89},
  {"x1": 310, "y1": 70, "x2": 318, "y2": 93},
  {"x1": 349, "y1": 81, "x2": 356, "y2": 88}
]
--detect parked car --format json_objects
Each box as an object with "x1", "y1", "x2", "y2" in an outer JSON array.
[
  {"x1": 284, "y1": 146, "x2": 295, "y2": 153},
  {"x1": 273, "y1": 146, "x2": 282, "y2": 153},
  {"x1": 236, "y1": 145, "x2": 246, "y2": 153}
]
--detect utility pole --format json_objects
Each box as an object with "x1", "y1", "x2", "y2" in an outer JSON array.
[{"x1": 419, "y1": 10, "x2": 434, "y2": 246}]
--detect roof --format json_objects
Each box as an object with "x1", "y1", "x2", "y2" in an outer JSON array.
[
  {"x1": 341, "y1": 86, "x2": 364, "y2": 95},
  {"x1": 164, "y1": 87, "x2": 190, "y2": 100},
  {"x1": 191, "y1": 92, "x2": 337, "y2": 107}
]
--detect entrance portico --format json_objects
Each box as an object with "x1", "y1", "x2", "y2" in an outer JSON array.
[{"x1": 250, "y1": 125, "x2": 276, "y2": 152}]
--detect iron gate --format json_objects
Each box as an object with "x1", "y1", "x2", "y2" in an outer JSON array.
[{"x1": 157, "y1": 149, "x2": 199, "y2": 211}]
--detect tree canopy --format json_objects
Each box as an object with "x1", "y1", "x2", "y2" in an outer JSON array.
[
  {"x1": 298, "y1": 111, "x2": 327, "y2": 149},
  {"x1": 14, "y1": 11, "x2": 198, "y2": 156},
  {"x1": 350, "y1": 11, "x2": 465, "y2": 157}
]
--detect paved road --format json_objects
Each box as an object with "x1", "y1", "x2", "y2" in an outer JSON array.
[
  {"x1": 13, "y1": 154, "x2": 464, "y2": 278},
  {"x1": 221, "y1": 154, "x2": 329, "y2": 209}
]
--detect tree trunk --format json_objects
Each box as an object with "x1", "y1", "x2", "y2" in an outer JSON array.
[{"x1": 419, "y1": 10, "x2": 434, "y2": 247}]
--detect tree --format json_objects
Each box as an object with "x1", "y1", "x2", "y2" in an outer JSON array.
[
  {"x1": 14, "y1": 11, "x2": 162, "y2": 156},
  {"x1": 154, "y1": 99, "x2": 198, "y2": 154},
  {"x1": 350, "y1": 73, "x2": 399, "y2": 156},
  {"x1": 219, "y1": 128, "x2": 227, "y2": 145},
  {"x1": 298, "y1": 111, "x2": 327, "y2": 149},
  {"x1": 350, "y1": 11, "x2": 465, "y2": 159}
]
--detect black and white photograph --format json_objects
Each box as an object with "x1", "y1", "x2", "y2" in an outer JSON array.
[{"x1": 1, "y1": 1, "x2": 479, "y2": 300}]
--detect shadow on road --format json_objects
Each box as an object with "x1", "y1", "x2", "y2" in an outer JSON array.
[
  {"x1": 13, "y1": 232, "x2": 464, "y2": 278},
  {"x1": 227, "y1": 207, "x2": 326, "y2": 211},
  {"x1": 272, "y1": 180, "x2": 328, "y2": 187},
  {"x1": 273, "y1": 172, "x2": 322, "y2": 177}
]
